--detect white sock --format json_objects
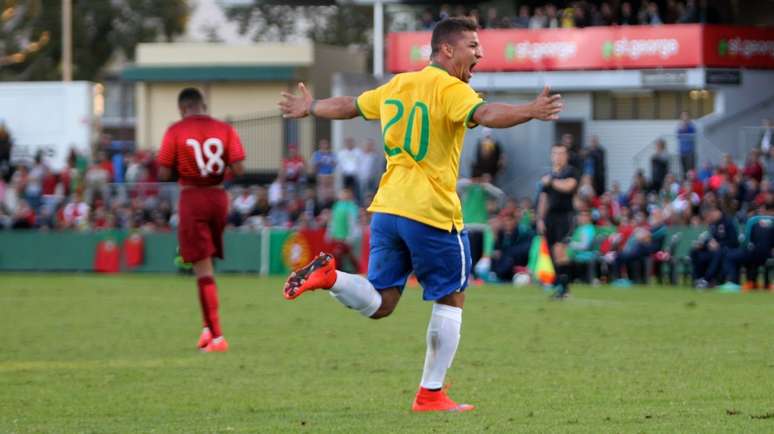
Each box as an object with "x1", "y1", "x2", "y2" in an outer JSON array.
[
  {"x1": 420, "y1": 303, "x2": 462, "y2": 390},
  {"x1": 329, "y1": 271, "x2": 382, "y2": 317}
]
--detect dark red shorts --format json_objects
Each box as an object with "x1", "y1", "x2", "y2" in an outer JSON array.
[{"x1": 178, "y1": 188, "x2": 228, "y2": 263}]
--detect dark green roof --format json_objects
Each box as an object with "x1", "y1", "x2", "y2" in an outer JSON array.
[{"x1": 121, "y1": 65, "x2": 297, "y2": 82}]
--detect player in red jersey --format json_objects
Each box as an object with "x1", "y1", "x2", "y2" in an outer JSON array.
[{"x1": 157, "y1": 88, "x2": 246, "y2": 353}]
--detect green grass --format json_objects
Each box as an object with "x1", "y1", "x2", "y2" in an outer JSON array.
[{"x1": 2, "y1": 274, "x2": 774, "y2": 433}]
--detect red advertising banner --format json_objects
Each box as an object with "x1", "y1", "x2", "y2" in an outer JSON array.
[
  {"x1": 703, "y1": 25, "x2": 774, "y2": 68},
  {"x1": 387, "y1": 25, "x2": 774, "y2": 72}
]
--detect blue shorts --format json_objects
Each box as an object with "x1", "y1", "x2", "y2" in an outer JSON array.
[{"x1": 367, "y1": 213, "x2": 472, "y2": 301}]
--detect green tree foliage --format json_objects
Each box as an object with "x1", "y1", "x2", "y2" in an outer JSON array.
[
  {"x1": 0, "y1": 0, "x2": 187, "y2": 81},
  {"x1": 225, "y1": 2, "x2": 373, "y2": 47},
  {"x1": 307, "y1": 4, "x2": 372, "y2": 46}
]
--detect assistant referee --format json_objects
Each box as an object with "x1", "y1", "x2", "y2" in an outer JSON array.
[{"x1": 537, "y1": 143, "x2": 579, "y2": 299}]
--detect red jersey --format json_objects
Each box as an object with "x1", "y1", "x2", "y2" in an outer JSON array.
[
  {"x1": 282, "y1": 156, "x2": 306, "y2": 182},
  {"x1": 157, "y1": 115, "x2": 245, "y2": 187}
]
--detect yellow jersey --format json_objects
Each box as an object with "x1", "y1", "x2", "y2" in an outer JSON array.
[{"x1": 356, "y1": 65, "x2": 484, "y2": 231}]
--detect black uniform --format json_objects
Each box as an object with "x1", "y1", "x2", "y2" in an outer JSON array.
[{"x1": 543, "y1": 165, "x2": 579, "y2": 247}]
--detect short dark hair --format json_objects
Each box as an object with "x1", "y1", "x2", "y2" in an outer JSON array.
[
  {"x1": 430, "y1": 17, "x2": 478, "y2": 56},
  {"x1": 178, "y1": 87, "x2": 204, "y2": 107}
]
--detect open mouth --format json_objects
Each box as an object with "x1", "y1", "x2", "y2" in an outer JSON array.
[{"x1": 469, "y1": 62, "x2": 477, "y2": 75}]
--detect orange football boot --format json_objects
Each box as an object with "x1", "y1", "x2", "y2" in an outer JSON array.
[
  {"x1": 411, "y1": 387, "x2": 475, "y2": 413},
  {"x1": 283, "y1": 252, "x2": 337, "y2": 300},
  {"x1": 201, "y1": 337, "x2": 229, "y2": 353},
  {"x1": 197, "y1": 327, "x2": 213, "y2": 349}
]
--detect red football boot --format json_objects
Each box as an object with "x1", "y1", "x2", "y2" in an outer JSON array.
[
  {"x1": 411, "y1": 387, "x2": 475, "y2": 413},
  {"x1": 197, "y1": 327, "x2": 212, "y2": 349},
  {"x1": 283, "y1": 252, "x2": 337, "y2": 300},
  {"x1": 201, "y1": 337, "x2": 229, "y2": 353}
]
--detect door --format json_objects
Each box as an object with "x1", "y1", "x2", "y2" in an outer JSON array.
[{"x1": 554, "y1": 120, "x2": 584, "y2": 149}]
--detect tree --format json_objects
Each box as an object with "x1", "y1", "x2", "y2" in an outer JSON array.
[
  {"x1": 225, "y1": 2, "x2": 374, "y2": 47},
  {"x1": 225, "y1": 4, "x2": 301, "y2": 43},
  {"x1": 0, "y1": 0, "x2": 187, "y2": 81},
  {"x1": 306, "y1": 4, "x2": 373, "y2": 47}
]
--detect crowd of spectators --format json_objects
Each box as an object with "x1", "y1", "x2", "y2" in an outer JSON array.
[
  {"x1": 0, "y1": 135, "x2": 385, "y2": 238},
  {"x1": 473, "y1": 121, "x2": 773, "y2": 290},
  {"x1": 417, "y1": 1, "x2": 723, "y2": 31},
  {"x1": 1, "y1": 118, "x2": 772, "y2": 289},
  {"x1": 0, "y1": 143, "x2": 173, "y2": 232}
]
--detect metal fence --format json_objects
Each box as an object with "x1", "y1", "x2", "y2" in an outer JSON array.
[
  {"x1": 632, "y1": 133, "x2": 725, "y2": 180},
  {"x1": 632, "y1": 125, "x2": 774, "y2": 181},
  {"x1": 738, "y1": 126, "x2": 771, "y2": 158},
  {"x1": 227, "y1": 111, "x2": 315, "y2": 174},
  {"x1": 102, "y1": 182, "x2": 180, "y2": 206}
]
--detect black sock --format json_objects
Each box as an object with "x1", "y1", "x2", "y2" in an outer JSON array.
[
  {"x1": 557, "y1": 264, "x2": 571, "y2": 290},
  {"x1": 556, "y1": 264, "x2": 571, "y2": 285}
]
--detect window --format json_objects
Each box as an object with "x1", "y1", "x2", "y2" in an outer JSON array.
[{"x1": 593, "y1": 90, "x2": 714, "y2": 120}]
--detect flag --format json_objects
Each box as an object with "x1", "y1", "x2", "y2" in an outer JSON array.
[
  {"x1": 527, "y1": 236, "x2": 555, "y2": 285},
  {"x1": 275, "y1": 228, "x2": 336, "y2": 274},
  {"x1": 123, "y1": 233, "x2": 144, "y2": 269},
  {"x1": 94, "y1": 239, "x2": 120, "y2": 273}
]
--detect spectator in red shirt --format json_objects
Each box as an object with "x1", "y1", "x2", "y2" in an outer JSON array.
[
  {"x1": 743, "y1": 149, "x2": 763, "y2": 183},
  {"x1": 598, "y1": 191, "x2": 620, "y2": 222},
  {"x1": 282, "y1": 143, "x2": 306, "y2": 185},
  {"x1": 61, "y1": 191, "x2": 90, "y2": 229},
  {"x1": 96, "y1": 151, "x2": 115, "y2": 182},
  {"x1": 11, "y1": 199, "x2": 35, "y2": 229},
  {"x1": 594, "y1": 204, "x2": 612, "y2": 227},
  {"x1": 600, "y1": 212, "x2": 634, "y2": 258},
  {"x1": 686, "y1": 169, "x2": 704, "y2": 199},
  {"x1": 708, "y1": 167, "x2": 727, "y2": 191},
  {"x1": 91, "y1": 205, "x2": 112, "y2": 230},
  {"x1": 84, "y1": 152, "x2": 112, "y2": 203},
  {"x1": 722, "y1": 154, "x2": 738, "y2": 180},
  {"x1": 41, "y1": 170, "x2": 58, "y2": 196}
]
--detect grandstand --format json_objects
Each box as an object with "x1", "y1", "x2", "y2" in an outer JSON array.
[{"x1": 1, "y1": 7, "x2": 772, "y2": 286}]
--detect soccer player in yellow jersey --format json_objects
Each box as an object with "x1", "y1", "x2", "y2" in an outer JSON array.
[{"x1": 278, "y1": 17, "x2": 563, "y2": 412}]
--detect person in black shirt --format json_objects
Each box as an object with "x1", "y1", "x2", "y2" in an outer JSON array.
[
  {"x1": 690, "y1": 206, "x2": 739, "y2": 288},
  {"x1": 561, "y1": 133, "x2": 584, "y2": 175},
  {"x1": 585, "y1": 135, "x2": 606, "y2": 196},
  {"x1": 0, "y1": 123, "x2": 12, "y2": 182},
  {"x1": 471, "y1": 128, "x2": 504, "y2": 182},
  {"x1": 650, "y1": 138, "x2": 670, "y2": 192},
  {"x1": 537, "y1": 143, "x2": 579, "y2": 298},
  {"x1": 491, "y1": 210, "x2": 534, "y2": 282}
]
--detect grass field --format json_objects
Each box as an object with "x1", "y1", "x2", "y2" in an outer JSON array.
[{"x1": 2, "y1": 274, "x2": 774, "y2": 433}]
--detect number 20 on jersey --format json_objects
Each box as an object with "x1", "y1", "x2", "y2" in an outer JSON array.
[{"x1": 382, "y1": 99, "x2": 429, "y2": 162}]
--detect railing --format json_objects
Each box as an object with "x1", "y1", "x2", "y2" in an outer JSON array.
[
  {"x1": 704, "y1": 93, "x2": 774, "y2": 138},
  {"x1": 738, "y1": 126, "x2": 772, "y2": 158},
  {"x1": 631, "y1": 133, "x2": 725, "y2": 179},
  {"x1": 102, "y1": 182, "x2": 180, "y2": 206},
  {"x1": 227, "y1": 111, "x2": 315, "y2": 174}
]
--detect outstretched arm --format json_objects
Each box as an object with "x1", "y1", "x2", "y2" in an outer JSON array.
[
  {"x1": 472, "y1": 86, "x2": 563, "y2": 128},
  {"x1": 278, "y1": 82, "x2": 358, "y2": 120}
]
